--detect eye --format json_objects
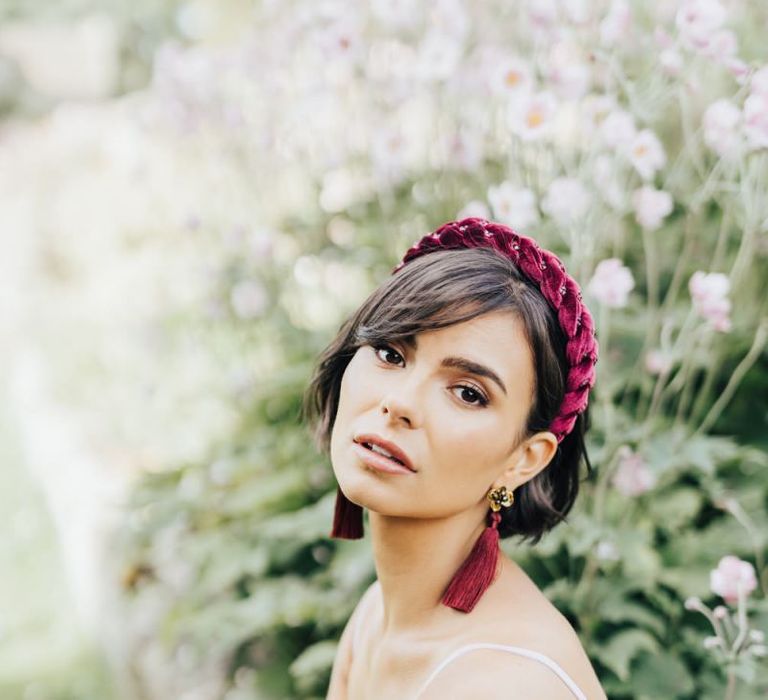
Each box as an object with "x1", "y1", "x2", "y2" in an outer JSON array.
[
  {"x1": 372, "y1": 344, "x2": 404, "y2": 366},
  {"x1": 451, "y1": 384, "x2": 490, "y2": 408}
]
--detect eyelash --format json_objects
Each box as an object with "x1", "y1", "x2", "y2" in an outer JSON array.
[{"x1": 371, "y1": 344, "x2": 490, "y2": 408}]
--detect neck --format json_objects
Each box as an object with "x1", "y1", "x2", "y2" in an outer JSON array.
[{"x1": 368, "y1": 503, "x2": 488, "y2": 637}]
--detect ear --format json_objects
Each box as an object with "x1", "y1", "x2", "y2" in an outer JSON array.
[{"x1": 494, "y1": 431, "x2": 559, "y2": 490}]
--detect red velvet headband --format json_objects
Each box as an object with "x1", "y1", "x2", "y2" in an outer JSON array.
[{"x1": 391, "y1": 217, "x2": 598, "y2": 443}]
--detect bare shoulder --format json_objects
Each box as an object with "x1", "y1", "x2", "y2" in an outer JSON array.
[
  {"x1": 326, "y1": 580, "x2": 380, "y2": 700},
  {"x1": 418, "y1": 644, "x2": 598, "y2": 699}
]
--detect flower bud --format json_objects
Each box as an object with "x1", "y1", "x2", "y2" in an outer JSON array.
[{"x1": 703, "y1": 636, "x2": 722, "y2": 650}]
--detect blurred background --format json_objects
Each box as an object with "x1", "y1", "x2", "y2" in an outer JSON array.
[{"x1": 1, "y1": 0, "x2": 767, "y2": 698}]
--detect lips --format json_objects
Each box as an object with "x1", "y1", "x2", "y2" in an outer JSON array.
[{"x1": 353, "y1": 433, "x2": 415, "y2": 472}]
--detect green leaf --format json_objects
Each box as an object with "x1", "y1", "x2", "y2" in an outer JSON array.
[
  {"x1": 289, "y1": 639, "x2": 338, "y2": 694},
  {"x1": 595, "y1": 629, "x2": 659, "y2": 681},
  {"x1": 631, "y1": 651, "x2": 695, "y2": 698}
]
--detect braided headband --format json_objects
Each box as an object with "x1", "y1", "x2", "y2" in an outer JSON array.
[{"x1": 391, "y1": 217, "x2": 598, "y2": 443}]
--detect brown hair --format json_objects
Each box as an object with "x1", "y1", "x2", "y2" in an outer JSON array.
[{"x1": 301, "y1": 247, "x2": 592, "y2": 544}]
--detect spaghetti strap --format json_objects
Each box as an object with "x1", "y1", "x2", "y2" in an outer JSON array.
[{"x1": 414, "y1": 642, "x2": 588, "y2": 699}]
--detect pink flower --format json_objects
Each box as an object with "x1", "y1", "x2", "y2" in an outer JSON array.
[
  {"x1": 703, "y1": 99, "x2": 742, "y2": 158},
  {"x1": 528, "y1": 0, "x2": 559, "y2": 27},
  {"x1": 744, "y1": 93, "x2": 768, "y2": 150},
  {"x1": 507, "y1": 90, "x2": 558, "y2": 142},
  {"x1": 645, "y1": 349, "x2": 673, "y2": 375},
  {"x1": 541, "y1": 177, "x2": 592, "y2": 224},
  {"x1": 725, "y1": 58, "x2": 750, "y2": 84},
  {"x1": 689, "y1": 271, "x2": 732, "y2": 332},
  {"x1": 676, "y1": 0, "x2": 727, "y2": 49},
  {"x1": 698, "y1": 29, "x2": 738, "y2": 61},
  {"x1": 628, "y1": 129, "x2": 667, "y2": 180},
  {"x1": 487, "y1": 182, "x2": 539, "y2": 229},
  {"x1": 632, "y1": 186, "x2": 673, "y2": 230},
  {"x1": 710, "y1": 555, "x2": 757, "y2": 604},
  {"x1": 612, "y1": 448, "x2": 656, "y2": 496},
  {"x1": 587, "y1": 258, "x2": 635, "y2": 308}
]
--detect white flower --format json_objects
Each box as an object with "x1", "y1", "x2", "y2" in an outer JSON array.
[
  {"x1": 417, "y1": 29, "x2": 464, "y2": 81},
  {"x1": 593, "y1": 154, "x2": 625, "y2": 211},
  {"x1": 676, "y1": 0, "x2": 727, "y2": 48},
  {"x1": 561, "y1": 0, "x2": 591, "y2": 24},
  {"x1": 628, "y1": 129, "x2": 667, "y2": 180},
  {"x1": 588, "y1": 258, "x2": 635, "y2": 308},
  {"x1": 600, "y1": 0, "x2": 632, "y2": 46},
  {"x1": 744, "y1": 93, "x2": 768, "y2": 150},
  {"x1": 487, "y1": 182, "x2": 540, "y2": 229},
  {"x1": 596, "y1": 540, "x2": 620, "y2": 562},
  {"x1": 546, "y1": 43, "x2": 591, "y2": 100},
  {"x1": 703, "y1": 99, "x2": 742, "y2": 158},
  {"x1": 457, "y1": 200, "x2": 490, "y2": 220},
  {"x1": 632, "y1": 186, "x2": 673, "y2": 230},
  {"x1": 601, "y1": 109, "x2": 637, "y2": 149},
  {"x1": 660, "y1": 48, "x2": 684, "y2": 76},
  {"x1": 371, "y1": 0, "x2": 422, "y2": 28},
  {"x1": 489, "y1": 55, "x2": 534, "y2": 98},
  {"x1": 689, "y1": 271, "x2": 732, "y2": 332},
  {"x1": 541, "y1": 177, "x2": 592, "y2": 224},
  {"x1": 611, "y1": 448, "x2": 656, "y2": 496},
  {"x1": 507, "y1": 91, "x2": 558, "y2": 142}
]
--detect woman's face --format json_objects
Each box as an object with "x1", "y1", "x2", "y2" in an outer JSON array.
[{"x1": 330, "y1": 309, "x2": 542, "y2": 519}]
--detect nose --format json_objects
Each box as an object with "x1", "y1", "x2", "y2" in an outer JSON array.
[{"x1": 380, "y1": 391, "x2": 420, "y2": 428}]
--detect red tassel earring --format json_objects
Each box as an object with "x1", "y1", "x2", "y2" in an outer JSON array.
[
  {"x1": 441, "y1": 485, "x2": 514, "y2": 613},
  {"x1": 330, "y1": 486, "x2": 364, "y2": 539}
]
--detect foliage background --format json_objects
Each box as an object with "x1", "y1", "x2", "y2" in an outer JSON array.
[{"x1": 1, "y1": 1, "x2": 767, "y2": 699}]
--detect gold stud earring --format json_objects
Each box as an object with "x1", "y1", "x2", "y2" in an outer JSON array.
[{"x1": 487, "y1": 485, "x2": 514, "y2": 512}]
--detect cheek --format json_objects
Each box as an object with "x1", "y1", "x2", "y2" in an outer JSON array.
[{"x1": 330, "y1": 354, "x2": 367, "y2": 454}]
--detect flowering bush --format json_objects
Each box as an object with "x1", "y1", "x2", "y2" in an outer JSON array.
[{"x1": 5, "y1": 0, "x2": 768, "y2": 698}]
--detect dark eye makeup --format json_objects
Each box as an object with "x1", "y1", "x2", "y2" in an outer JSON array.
[{"x1": 371, "y1": 343, "x2": 490, "y2": 408}]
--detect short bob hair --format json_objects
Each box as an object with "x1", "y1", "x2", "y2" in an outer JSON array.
[{"x1": 302, "y1": 246, "x2": 592, "y2": 544}]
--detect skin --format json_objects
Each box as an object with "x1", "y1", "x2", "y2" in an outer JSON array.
[{"x1": 326, "y1": 309, "x2": 606, "y2": 699}]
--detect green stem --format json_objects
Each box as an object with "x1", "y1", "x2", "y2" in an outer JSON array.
[
  {"x1": 725, "y1": 665, "x2": 737, "y2": 700},
  {"x1": 694, "y1": 319, "x2": 768, "y2": 436},
  {"x1": 723, "y1": 499, "x2": 768, "y2": 598},
  {"x1": 642, "y1": 227, "x2": 659, "y2": 347}
]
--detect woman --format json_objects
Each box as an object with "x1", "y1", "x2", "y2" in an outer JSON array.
[{"x1": 303, "y1": 218, "x2": 607, "y2": 699}]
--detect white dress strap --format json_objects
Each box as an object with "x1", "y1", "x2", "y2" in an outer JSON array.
[{"x1": 414, "y1": 642, "x2": 588, "y2": 700}]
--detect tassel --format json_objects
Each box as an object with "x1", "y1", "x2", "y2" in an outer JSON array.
[
  {"x1": 441, "y1": 511, "x2": 501, "y2": 613},
  {"x1": 330, "y1": 486, "x2": 364, "y2": 539}
]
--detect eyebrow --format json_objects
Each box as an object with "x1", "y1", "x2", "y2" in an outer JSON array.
[{"x1": 402, "y1": 336, "x2": 508, "y2": 396}]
